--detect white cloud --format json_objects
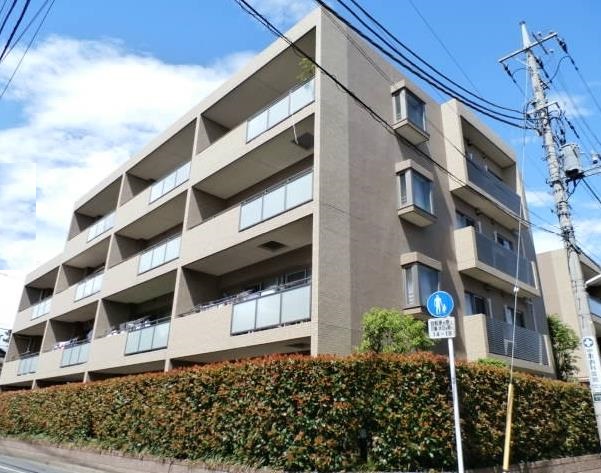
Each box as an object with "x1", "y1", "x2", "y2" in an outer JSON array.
[
  {"x1": 549, "y1": 91, "x2": 593, "y2": 118},
  {"x1": 0, "y1": 35, "x2": 253, "y2": 326},
  {"x1": 525, "y1": 189, "x2": 554, "y2": 208},
  {"x1": 0, "y1": 271, "x2": 26, "y2": 330},
  {"x1": 247, "y1": 0, "x2": 314, "y2": 27}
]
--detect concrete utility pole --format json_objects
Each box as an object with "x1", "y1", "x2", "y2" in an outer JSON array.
[{"x1": 501, "y1": 22, "x2": 601, "y2": 446}]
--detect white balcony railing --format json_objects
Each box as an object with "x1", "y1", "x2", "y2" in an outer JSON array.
[
  {"x1": 124, "y1": 318, "x2": 170, "y2": 355},
  {"x1": 74, "y1": 272, "x2": 103, "y2": 301},
  {"x1": 149, "y1": 161, "x2": 191, "y2": 204},
  {"x1": 87, "y1": 212, "x2": 115, "y2": 242},
  {"x1": 486, "y1": 318, "x2": 549, "y2": 365},
  {"x1": 246, "y1": 77, "x2": 315, "y2": 142},
  {"x1": 60, "y1": 341, "x2": 90, "y2": 367},
  {"x1": 239, "y1": 169, "x2": 313, "y2": 230},
  {"x1": 17, "y1": 353, "x2": 39, "y2": 376},
  {"x1": 231, "y1": 281, "x2": 311, "y2": 335},
  {"x1": 138, "y1": 235, "x2": 181, "y2": 274},
  {"x1": 31, "y1": 298, "x2": 52, "y2": 320}
]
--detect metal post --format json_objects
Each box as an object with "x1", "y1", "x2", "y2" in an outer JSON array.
[
  {"x1": 517, "y1": 21, "x2": 601, "y2": 445},
  {"x1": 448, "y1": 337, "x2": 464, "y2": 473}
]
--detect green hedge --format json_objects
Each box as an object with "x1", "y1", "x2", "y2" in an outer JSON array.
[{"x1": 0, "y1": 353, "x2": 597, "y2": 471}]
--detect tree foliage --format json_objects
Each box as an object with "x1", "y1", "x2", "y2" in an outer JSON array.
[
  {"x1": 548, "y1": 314, "x2": 580, "y2": 381},
  {"x1": 476, "y1": 357, "x2": 508, "y2": 369},
  {"x1": 357, "y1": 307, "x2": 434, "y2": 354}
]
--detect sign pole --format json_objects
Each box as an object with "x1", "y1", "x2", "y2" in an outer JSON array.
[{"x1": 447, "y1": 337, "x2": 464, "y2": 473}]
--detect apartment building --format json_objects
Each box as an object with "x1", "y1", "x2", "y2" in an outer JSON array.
[
  {"x1": 0, "y1": 8, "x2": 554, "y2": 390},
  {"x1": 538, "y1": 248, "x2": 601, "y2": 379}
]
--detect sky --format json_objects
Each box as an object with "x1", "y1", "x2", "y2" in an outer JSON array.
[{"x1": 0, "y1": 0, "x2": 600, "y2": 329}]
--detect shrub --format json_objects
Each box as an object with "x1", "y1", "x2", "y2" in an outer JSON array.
[
  {"x1": 0, "y1": 354, "x2": 597, "y2": 471},
  {"x1": 547, "y1": 314, "x2": 580, "y2": 381},
  {"x1": 476, "y1": 357, "x2": 508, "y2": 369}
]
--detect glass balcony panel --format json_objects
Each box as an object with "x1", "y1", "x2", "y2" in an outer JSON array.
[
  {"x1": 125, "y1": 330, "x2": 141, "y2": 355},
  {"x1": 262, "y1": 186, "x2": 286, "y2": 220},
  {"x1": 75, "y1": 283, "x2": 86, "y2": 301},
  {"x1": 466, "y1": 160, "x2": 520, "y2": 214},
  {"x1": 255, "y1": 293, "x2": 281, "y2": 329},
  {"x1": 247, "y1": 110, "x2": 268, "y2": 141},
  {"x1": 474, "y1": 232, "x2": 534, "y2": 286},
  {"x1": 267, "y1": 95, "x2": 290, "y2": 129},
  {"x1": 162, "y1": 172, "x2": 176, "y2": 195},
  {"x1": 138, "y1": 327, "x2": 154, "y2": 352},
  {"x1": 240, "y1": 197, "x2": 263, "y2": 229},
  {"x1": 92, "y1": 274, "x2": 103, "y2": 293},
  {"x1": 285, "y1": 172, "x2": 313, "y2": 209},
  {"x1": 164, "y1": 237, "x2": 180, "y2": 263},
  {"x1": 78, "y1": 343, "x2": 90, "y2": 364},
  {"x1": 151, "y1": 244, "x2": 166, "y2": 268},
  {"x1": 281, "y1": 284, "x2": 311, "y2": 324},
  {"x1": 289, "y1": 78, "x2": 315, "y2": 114},
  {"x1": 138, "y1": 251, "x2": 153, "y2": 274},
  {"x1": 152, "y1": 322, "x2": 170, "y2": 349},
  {"x1": 150, "y1": 182, "x2": 164, "y2": 203},
  {"x1": 231, "y1": 300, "x2": 256, "y2": 334},
  {"x1": 175, "y1": 162, "x2": 191, "y2": 186},
  {"x1": 84, "y1": 279, "x2": 94, "y2": 297}
]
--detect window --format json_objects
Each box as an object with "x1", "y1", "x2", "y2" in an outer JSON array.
[
  {"x1": 398, "y1": 170, "x2": 433, "y2": 214},
  {"x1": 455, "y1": 211, "x2": 478, "y2": 230},
  {"x1": 404, "y1": 263, "x2": 439, "y2": 306},
  {"x1": 393, "y1": 88, "x2": 426, "y2": 131},
  {"x1": 504, "y1": 306, "x2": 525, "y2": 327},
  {"x1": 495, "y1": 233, "x2": 514, "y2": 251},
  {"x1": 464, "y1": 292, "x2": 489, "y2": 316}
]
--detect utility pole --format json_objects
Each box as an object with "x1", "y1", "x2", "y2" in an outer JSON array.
[{"x1": 500, "y1": 21, "x2": 601, "y2": 453}]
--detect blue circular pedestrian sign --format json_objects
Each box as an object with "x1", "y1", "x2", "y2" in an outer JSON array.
[{"x1": 426, "y1": 291, "x2": 454, "y2": 318}]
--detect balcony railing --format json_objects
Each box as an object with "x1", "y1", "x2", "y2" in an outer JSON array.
[
  {"x1": 231, "y1": 280, "x2": 311, "y2": 335},
  {"x1": 31, "y1": 297, "x2": 51, "y2": 320},
  {"x1": 149, "y1": 161, "x2": 191, "y2": 204},
  {"x1": 60, "y1": 340, "x2": 90, "y2": 368},
  {"x1": 17, "y1": 353, "x2": 39, "y2": 376},
  {"x1": 474, "y1": 231, "x2": 535, "y2": 287},
  {"x1": 124, "y1": 317, "x2": 170, "y2": 355},
  {"x1": 87, "y1": 211, "x2": 115, "y2": 242},
  {"x1": 466, "y1": 159, "x2": 521, "y2": 215},
  {"x1": 74, "y1": 272, "x2": 103, "y2": 301},
  {"x1": 246, "y1": 77, "x2": 315, "y2": 142},
  {"x1": 239, "y1": 169, "x2": 313, "y2": 230},
  {"x1": 590, "y1": 296, "x2": 601, "y2": 317},
  {"x1": 486, "y1": 318, "x2": 548, "y2": 365},
  {"x1": 138, "y1": 234, "x2": 181, "y2": 274}
]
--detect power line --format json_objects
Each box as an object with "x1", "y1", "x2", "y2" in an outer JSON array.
[
  {"x1": 0, "y1": 0, "x2": 31, "y2": 63},
  {"x1": 0, "y1": 0, "x2": 17, "y2": 40},
  {"x1": 233, "y1": 0, "x2": 562, "y2": 238},
  {"x1": 3, "y1": 0, "x2": 50, "y2": 59},
  {"x1": 318, "y1": 0, "x2": 527, "y2": 128},
  {"x1": 582, "y1": 178, "x2": 601, "y2": 207}
]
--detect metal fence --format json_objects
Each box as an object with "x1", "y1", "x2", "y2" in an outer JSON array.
[
  {"x1": 486, "y1": 317, "x2": 548, "y2": 365},
  {"x1": 466, "y1": 159, "x2": 521, "y2": 215},
  {"x1": 475, "y1": 231, "x2": 535, "y2": 286}
]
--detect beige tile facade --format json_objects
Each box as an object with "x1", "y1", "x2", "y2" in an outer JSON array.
[{"x1": 1, "y1": 8, "x2": 554, "y2": 389}]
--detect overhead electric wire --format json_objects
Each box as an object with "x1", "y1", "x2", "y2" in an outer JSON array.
[
  {"x1": 0, "y1": 0, "x2": 10, "y2": 26},
  {"x1": 344, "y1": 0, "x2": 521, "y2": 115},
  {"x1": 315, "y1": 0, "x2": 528, "y2": 128},
  {"x1": 0, "y1": 0, "x2": 54, "y2": 100},
  {"x1": 582, "y1": 178, "x2": 601, "y2": 207},
  {"x1": 3, "y1": 0, "x2": 50, "y2": 59},
  {"x1": 0, "y1": 0, "x2": 31, "y2": 63},
  {"x1": 0, "y1": 0, "x2": 17, "y2": 40},
  {"x1": 233, "y1": 0, "x2": 562, "y2": 238}
]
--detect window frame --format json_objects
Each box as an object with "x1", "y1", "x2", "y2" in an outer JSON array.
[
  {"x1": 504, "y1": 305, "x2": 525, "y2": 328},
  {"x1": 495, "y1": 231, "x2": 514, "y2": 251},
  {"x1": 393, "y1": 88, "x2": 426, "y2": 131},
  {"x1": 398, "y1": 169, "x2": 434, "y2": 215},
  {"x1": 464, "y1": 291, "x2": 489, "y2": 317},
  {"x1": 403, "y1": 263, "x2": 440, "y2": 307}
]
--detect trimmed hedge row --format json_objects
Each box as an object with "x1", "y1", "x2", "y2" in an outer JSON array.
[{"x1": 0, "y1": 353, "x2": 597, "y2": 471}]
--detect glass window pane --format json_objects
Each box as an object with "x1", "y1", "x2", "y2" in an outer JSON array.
[
  {"x1": 406, "y1": 91, "x2": 425, "y2": 130},
  {"x1": 399, "y1": 173, "x2": 408, "y2": 206},
  {"x1": 412, "y1": 172, "x2": 432, "y2": 213},
  {"x1": 125, "y1": 330, "x2": 141, "y2": 354},
  {"x1": 139, "y1": 251, "x2": 153, "y2": 273},
  {"x1": 175, "y1": 162, "x2": 191, "y2": 186},
  {"x1": 285, "y1": 172, "x2": 313, "y2": 209},
  {"x1": 138, "y1": 327, "x2": 154, "y2": 352},
  {"x1": 393, "y1": 92, "x2": 402, "y2": 122},
  {"x1": 152, "y1": 322, "x2": 170, "y2": 349},
  {"x1": 162, "y1": 172, "x2": 176, "y2": 195},
  {"x1": 231, "y1": 300, "x2": 256, "y2": 334},
  {"x1": 290, "y1": 79, "x2": 315, "y2": 114},
  {"x1": 464, "y1": 293, "x2": 474, "y2": 315},
  {"x1": 267, "y1": 95, "x2": 290, "y2": 129},
  {"x1": 151, "y1": 244, "x2": 167, "y2": 268},
  {"x1": 418, "y1": 265, "x2": 439, "y2": 306},
  {"x1": 256, "y1": 294, "x2": 281, "y2": 329},
  {"x1": 92, "y1": 274, "x2": 103, "y2": 294},
  {"x1": 149, "y1": 182, "x2": 163, "y2": 203},
  {"x1": 405, "y1": 266, "x2": 415, "y2": 306},
  {"x1": 247, "y1": 110, "x2": 268, "y2": 141},
  {"x1": 262, "y1": 186, "x2": 286, "y2": 220},
  {"x1": 281, "y1": 285, "x2": 311, "y2": 324},
  {"x1": 240, "y1": 197, "x2": 263, "y2": 229},
  {"x1": 164, "y1": 237, "x2": 180, "y2": 262}
]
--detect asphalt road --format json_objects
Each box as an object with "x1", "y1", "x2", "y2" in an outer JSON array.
[{"x1": 0, "y1": 454, "x2": 108, "y2": 473}]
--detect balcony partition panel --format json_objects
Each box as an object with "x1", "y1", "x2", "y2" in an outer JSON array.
[
  {"x1": 138, "y1": 235, "x2": 181, "y2": 274},
  {"x1": 74, "y1": 272, "x2": 103, "y2": 301},
  {"x1": 149, "y1": 162, "x2": 191, "y2": 204},
  {"x1": 124, "y1": 318, "x2": 170, "y2": 355},
  {"x1": 486, "y1": 317, "x2": 548, "y2": 365},
  {"x1": 60, "y1": 341, "x2": 90, "y2": 367},
  {"x1": 246, "y1": 77, "x2": 315, "y2": 142}
]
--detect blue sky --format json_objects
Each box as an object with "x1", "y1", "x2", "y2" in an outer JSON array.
[{"x1": 0, "y1": 0, "x2": 599, "y2": 326}]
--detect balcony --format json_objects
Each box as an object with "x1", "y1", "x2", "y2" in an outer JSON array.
[
  {"x1": 124, "y1": 318, "x2": 170, "y2": 355},
  {"x1": 246, "y1": 78, "x2": 315, "y2": 142},
  {"x1": 231, "y1": 280, "x2": 311, "y2": 335},
  {"x1": 466, "y1": 160, "x2": 520, "y2": 215},
  {"x1": 240, "y1": 170, "x2": 313, "y2": 230},
  {"x1": 87, "y1": 212, "x2": 115, "y2": 242},
  {"x1": 454, "y1": 226, "x2": 539, "y2": 297},
  {"x1": 31, "y1": 297, "x2": 52, "y2": 320},
  {"x1": 74, "y1": 272, "x2": 103, "y2": 301},
  {"x1": 149, "y1": 161, "x2": 191, "y2": 204},
  {"x1": 17, "y1": 353, "x2": 39, "y2": 376},
  {"x1": 60, "y1": 341, "x2": 90, "y2": 368},
  {"x1": 138, "y1": 235, "x2": 181, "y2": 274}
]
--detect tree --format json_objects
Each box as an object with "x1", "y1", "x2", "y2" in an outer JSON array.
[
  {"x1": 548, "y1": 314, "x2": 580, "y2": 381},
  {"x1": 357, "y1": 307, "x2": 434, "y2": 354}
]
